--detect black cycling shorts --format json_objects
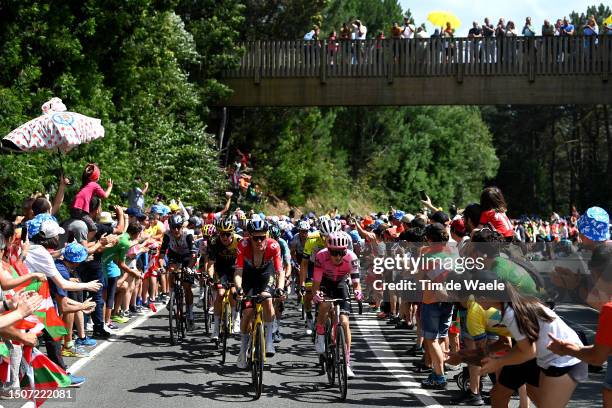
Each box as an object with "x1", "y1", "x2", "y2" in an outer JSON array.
[
  {"x1": 319, "y1": 278, "x2": 351, "y2": 315},
  {"x1": 241, "y1": 264, "x2": 276, "y2": 309}
]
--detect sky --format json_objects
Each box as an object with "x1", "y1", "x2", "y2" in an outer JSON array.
[{"x1": 398, "y1": 0, "x2": 598, "y2": 36}]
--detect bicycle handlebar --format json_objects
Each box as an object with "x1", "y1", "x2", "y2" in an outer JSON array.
[{"x1": 242, "y1": 294, "x2": 283, "y2": 303}]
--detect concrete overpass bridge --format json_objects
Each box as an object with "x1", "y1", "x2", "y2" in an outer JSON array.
[{"x1": 218, "y1": 36, "x2": 611, "y2": 106}]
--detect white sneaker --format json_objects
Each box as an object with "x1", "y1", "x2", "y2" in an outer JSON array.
[
  {"x1": 211, "y1": 324, "x2": 220, "y2": 341},
  {"x1": 315, "y1": 334, "x2": 326, "y2": 354},
  {"x1": 85, "y1": 320, "x2": 94, "y2": 332},
  {"x1": 346, "y1": 365, "x2": 356, "y2": 378},
  {"x1": 236, "y1": 351, "x2": 247, "y2": 369},
  {"x1": 305, "y1": 318, "x2": 313, "y2": 336}
]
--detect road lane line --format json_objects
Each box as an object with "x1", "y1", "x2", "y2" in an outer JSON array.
[
  {"x1": 67, "y1": 305, "x2": 166, "y2": 375},
  {"x1": 354, "y1": 315, "x2": 444, "y2": 408}
]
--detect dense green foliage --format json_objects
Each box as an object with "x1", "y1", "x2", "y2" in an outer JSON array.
[{"x1": 0, "y1": 0, "x2": 243, "y2": 217}]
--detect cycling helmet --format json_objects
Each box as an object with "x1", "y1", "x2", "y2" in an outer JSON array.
[
  {"x1": 202, "y1": 224, "x2": 217, "y2": 237},
  {"x1": 169, "y1": 215, "x2": 184, "y2": 229},
  {"x1": 247, "y1": 219, "x2": 268, "y2": 234},
  {"x1": 269, "y1": 224, "x2": 282, "y2": 240},
  {"x1": 188, "y1": 216, "x2": 202, "y2": 228},
  {"x1": 320, "y1": 218, "x2": 340, "y2": 236},
  {"x1": 318, "y1": 215, "x2": 331, "y2": 224},
  {"x1": 297, "y1": 220, "x2": 310, "y2": 231},
  {"x1": 217, "y1": 217, "x2": 235, "y2": 233},
  {"x1": 326, "y1": 231, "x2": 350, "y2": 250}
]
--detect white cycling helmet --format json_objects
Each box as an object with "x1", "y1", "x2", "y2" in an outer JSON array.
[
  {"x1": 326, "y1": 231, "x2": 350, "y2": 250},
  {"x1": 320, "y1": 218, "x2": 340, "y2": 236}
]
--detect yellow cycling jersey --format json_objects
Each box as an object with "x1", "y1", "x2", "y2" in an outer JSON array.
[
  {"x1": 466, "y1": 298, "x2": 511, "y2": 340},
  {"x1": 303, "y1": 231, "x2": 326, "y2": 262}
]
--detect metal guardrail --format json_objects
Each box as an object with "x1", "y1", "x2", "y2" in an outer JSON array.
[{"x1": 224, "y1": 36, "x2": 611, "y2": 83}]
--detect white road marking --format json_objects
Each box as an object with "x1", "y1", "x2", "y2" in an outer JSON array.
[
  {"x1": 354, "y1": 315, "x2": 444, "y2": 408},
  {"x1": 67, "y1": 305, "x2": 166, "y2": 375}
]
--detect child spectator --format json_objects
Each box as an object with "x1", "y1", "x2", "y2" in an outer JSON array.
[
  {"x1": 71, "y1": 164, "x2": 112, "y2": 232},
  {"x1": 479, "y1": 186, "x2": 515, "y2": 240}
]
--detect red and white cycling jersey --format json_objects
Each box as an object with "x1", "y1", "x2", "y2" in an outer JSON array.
[{"x1": 235, "y1": 237, "x2": 282, "y2": 274}]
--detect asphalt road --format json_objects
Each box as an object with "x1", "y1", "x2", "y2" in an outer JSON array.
[{"x1": 0, "y1": 293, "x2": 606, "y2": 408}]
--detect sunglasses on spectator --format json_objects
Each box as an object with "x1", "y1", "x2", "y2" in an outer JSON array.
[
  {"x1": 252, "y1": 235, "x2": 266, "y2": 242},
  {"x1": 171, "y1": 225, "x2": 182, "y2": 230},
  {"x1": 329, "y1": 249, "x2": 347, "y2": 257}
]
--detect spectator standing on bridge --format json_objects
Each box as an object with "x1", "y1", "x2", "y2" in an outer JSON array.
[
  {"x1": 561, "y1": 17, "x2": 575, "y2": 36},
  {"x1": 506, "y1": 21, "x2": 517, "y2": 36},
  {"x1": 401, "y1": 16, "x2": 415, "y2": 39},
  {"x1": 542, "y1": 20, "x2": 555, "y2": 36},
  {"x1": 583, "y1": 15, "x2": 599, "y2": 36},
  {"x1": 353, "y1": 20, "x2": 367, "y2": 63},
  {"x1": 522, "y1": 17, "x2": 535, "y2": 37},
  {"x1": 340, "y1": 22, "x2": 351, "y2": 40},
  {"x1": 327, "y1": 30, "x2": 339, "y2": 63},
  {"x1": 304, "y1": 25, "x2": 320, "y2": 41},
  {"x1": 495, "y1": 18, "x2": 506, "y2": 37},
  {"x1": 353, "y1": 19, "x2": 367, "y2": 39},
  {"x1": 482, "y1": 17, "x2": 495, "y2": 37},
  {"x1": 482, "y1": 18, "x2": 495, "y2": 63},
  {"x1": 391, "y1": 22, "x2": 402, "y2": 39},
  {"x1": 468, "y1": 21, "x2": 482, "y2": 62}
]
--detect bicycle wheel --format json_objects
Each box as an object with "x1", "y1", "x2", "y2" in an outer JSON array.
[
  {"x1": 221, "y1": 301, "x2": 231, "y2": 365},
  {"x1": 336, "y1": 325, "x2": 348, "y2": 401},
  {"x1": 202, "y1": 285, "x2": 210, "y2": 335},
  {"x1": 325, "y1": 319, "x2": 335, "y2": 386},
  {"x1": 206, "y1": 286, "x2": 214, "y2": 333},
  {"x1": 168, "y1": 291, "x2": 175, "y2": 345},
  {"x1": 252, "y1": 323, "x2": 265, "y2": 399},
  {"x1": 176, "y1": 288, "x2": 186, "y2": 342}
]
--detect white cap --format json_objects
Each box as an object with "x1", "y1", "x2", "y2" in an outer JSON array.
[
  {"x1": 99, "y1": 212, "x2": 113, "y2": 225},
  {"x1": 40, "y1": 220, "x2": 65, "y2": 239}
]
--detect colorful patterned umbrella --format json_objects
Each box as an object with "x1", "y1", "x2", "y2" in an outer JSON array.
[{"x1": 1, "y1": 97, "x2": 104, "y2": 153}]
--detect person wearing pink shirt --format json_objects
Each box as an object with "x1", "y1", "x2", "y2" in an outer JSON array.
[{"x1": 70, "y1": 164, "x2": 112, "y2": 233}]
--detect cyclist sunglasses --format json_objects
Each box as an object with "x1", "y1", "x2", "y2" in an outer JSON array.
[
  {"x1": 329, "y1": 249, "x2": 347, "y2": 257},
  {"x1": 220, "y1": 232, "x2": 233, "y2": 238},
  {"x1": 252, "y1": 235, "x2": 266, "y2": 242}
]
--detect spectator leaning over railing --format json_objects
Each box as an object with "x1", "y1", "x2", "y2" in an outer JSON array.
[
  {"x1": 561, "y1": 17, "x2": 575, "y2": 36},
  {"x1": 542, "y1": 19, "x2": 555, "y2": 36},
  {"x1": 522, "y1": 17, "x2": 536, "y2": 37}
]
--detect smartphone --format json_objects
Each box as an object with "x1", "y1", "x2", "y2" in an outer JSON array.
[
  {"x1": 21, "y1": 223, "x2": 28, "y2": 243},
  {"x1": 418, "y1": 190, "x2": 427, "y2": 201}
]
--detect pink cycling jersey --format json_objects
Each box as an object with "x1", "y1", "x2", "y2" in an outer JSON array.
[{"x1": 313, "y1": 248, "x2": 360, "y2": 284}]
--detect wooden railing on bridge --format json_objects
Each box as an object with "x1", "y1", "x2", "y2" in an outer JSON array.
[{"x1": 223, "y1": 36, "x2": 611, "y2": 82}]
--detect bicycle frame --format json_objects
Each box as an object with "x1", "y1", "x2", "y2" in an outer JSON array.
[{"x1": 252, "y1": 301, "x2": 265, "y2": 362}]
